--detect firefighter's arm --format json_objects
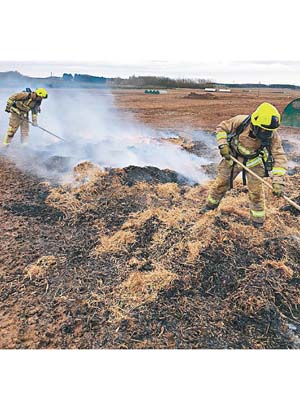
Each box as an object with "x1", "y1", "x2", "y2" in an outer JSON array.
[
  {"x1": 216, "y1": 116, "x2": 243, "y2": 159},
  {"x1": 6, "y1": 92, "x2": 29, "y2": 112},
  {"x1": 216, "y1": 120, "x2": 233, "y2": 160},
  {"x1": 31, "y1": 104, "x2": 40, "y2": 126},
  {"x1": 215, "y1": 119, "x2": 233, "y2": 159},
  {"x1": 270, "y1": 131, "x2": 288, "y2": 184},
  {"x1": 270, "y1": 131, "x2": 288, "y2": 195},
  {"x1": 31, "y1": 113, "x2": 38, "y2": 126},
  {"x1": 215, "y1": 116, "x2": 244, "y2": 145},
  {"x1": 216, "y1": 123, "x2": 231, "y2": 146},
  {"x1": 5, "y1": 94, "x2": 18, "y2": 112}
]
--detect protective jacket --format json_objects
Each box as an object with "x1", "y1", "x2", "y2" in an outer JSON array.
[
  {"x1": 6, "y1": 92, "x2": 42, "y2": 123},
  {"x1": 3, "y1": 92, "x2": 43, "y2": 146},
  {"x1": 216, "y1": 115, "x2": 287, "y2": 184},
  {"x1": 205, "y1": 114, "x2": 288, "y2": 224}
]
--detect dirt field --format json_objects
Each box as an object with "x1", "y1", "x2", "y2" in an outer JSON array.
[
  {"x1": 113, "y1": 88, "x2": 300, "y2": 131},
  {"x1": 1, "y1": 88, "x2": 300, "y2": 349}
]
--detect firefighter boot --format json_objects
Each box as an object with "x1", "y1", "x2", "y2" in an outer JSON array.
[
  {"x1": 199, "y1": 203, "x2": 218, "y2": 215},
  {"x1": 252, "y1": 221, "x2": 264, "y2": 229},
  {"x1": 2, "y1": 133, "x2": 12, "y2": 147}
]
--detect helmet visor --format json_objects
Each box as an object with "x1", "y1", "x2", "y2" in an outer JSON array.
[{"x1": 260, "y1": 115, "x2": 280, "y2": 130}]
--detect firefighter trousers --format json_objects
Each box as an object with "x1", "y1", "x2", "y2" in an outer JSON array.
[
  {"x1": 207, "y1": 158, "x2": 266, "y2": 223},
  {"x1": 4, "y1": 111, "x2": 29, "y2": 144}
]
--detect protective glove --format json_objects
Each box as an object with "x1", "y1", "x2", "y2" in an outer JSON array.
[
  {"x1": 272, "y1": 182, "x2": 283, "y2": 197},
  {"x1": 5, "y1": 104, "x2": 11, "y2": 113},
  {"x1": 218, "y1": 144, "x2": 231, "y2": 160},
  {"x1": 32, "y1": 119, "x2": 38, "y2": 127}
]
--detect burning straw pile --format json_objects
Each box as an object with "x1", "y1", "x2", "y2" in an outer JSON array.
[{"x1": 0, "y1": 156, "x2": 300, "y2": 349}]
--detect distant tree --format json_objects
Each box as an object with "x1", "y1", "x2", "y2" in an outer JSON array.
[
  {"x1": 63, "y1": 73, "x2": 73, "y2": 81},
  {"x1": 110, "y1": 75, "x2": 215, "y2": 89}
]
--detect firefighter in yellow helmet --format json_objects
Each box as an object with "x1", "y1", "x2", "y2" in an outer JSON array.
[
  {"x1": 2, "y1": 88, "x2": 48, "y2": 146},
  {"x1": 201, "y1": 102, "x2": 287, "y2": 228}
]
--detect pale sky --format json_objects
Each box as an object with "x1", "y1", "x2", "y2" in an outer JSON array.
[{"x1": 0, "y1": 0, "x2": 299, "y2": 83}]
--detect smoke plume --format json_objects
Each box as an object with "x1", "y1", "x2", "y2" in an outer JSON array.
[{"x1": 0, "y1": 86, "x2": 218, "y2": 184}]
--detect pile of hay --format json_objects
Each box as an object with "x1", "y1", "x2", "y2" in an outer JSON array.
[
  {"x1": 1, "y1": 154, "x2": 300, "y2": 349},
  {"x1": 184, "y1": 92, "x2": 216, "y2": 99}
]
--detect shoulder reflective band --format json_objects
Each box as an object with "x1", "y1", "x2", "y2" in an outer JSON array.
[
  {"x1": 216, "y1": 131, "x2": 227, "y2": 141},
  {"x1": 272, "y1": 167, "x2": 286, "y2": 176},
  {"x1": 250, "y1": 209, "x2": 265, "y2": 218}
]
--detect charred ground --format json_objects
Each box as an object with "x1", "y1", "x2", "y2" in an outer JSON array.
[
  {"x1": 0, "y1": 88, "x2": 300, "y2": 349},
  {"x1": 1, "y1": 155, "x2": 300, "y2": 349}
]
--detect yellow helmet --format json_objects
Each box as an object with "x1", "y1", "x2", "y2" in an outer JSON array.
[
  {"x1": 35, "y1": 88, "x2": 48, "y2": 99},
  {"x1": 251, "y1": 102, "x2": 280, "y2": 131}
]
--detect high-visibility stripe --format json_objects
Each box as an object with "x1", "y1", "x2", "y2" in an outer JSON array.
[
  {"x1": 216, "y1": 131, "x2": 227, "y2": 141},
  {"x1": 272, "y1": 167, "x2": 286, "y2": 176},
  {"x1": 246, "y1": 157, "x2": 263, "y2": 168},
  {"x1": 2, "y1": 134, "x2": 10, "y2": 145},
  {"x1": 237, "y1": 143, "x2": 251, "y2": 155},
  {"x1": 261, "y1": 150, "x2": 268, "y2": 162},
  {"x1": 250, "y1": 209, "x2": 265, "y2": 218},
  {"x1": 208, "y1": 195, "x2": 219, "y2": 205},
  {"x1": 11, "y1": 107, "x2": 21, "y2": 115}
]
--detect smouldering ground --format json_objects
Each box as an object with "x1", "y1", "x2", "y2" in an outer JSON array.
[
  {"x1": 0, "y1": 157, "x2": 300, "y2": 349},
  {"x1": 1, "y1": 88, "x2": 300, "y2": 348}
]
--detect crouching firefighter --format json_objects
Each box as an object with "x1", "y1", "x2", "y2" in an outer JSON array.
[
  {"x1": 2, "y1": 88, "x2": 48, "y2": 146},
  {"x1": 200, "y1": 102, "x2": 287, "y2": 228}
]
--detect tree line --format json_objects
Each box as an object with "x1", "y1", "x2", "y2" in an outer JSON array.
[{"x1": 109, "y1": 75, "x2": 214, "y2": 88}]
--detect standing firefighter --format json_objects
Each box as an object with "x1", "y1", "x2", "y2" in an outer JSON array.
[
  {"x1": 201, "y1": 102, "x2": 287, "y2": 228},
  {"x1": 3, "y1": 88, "x2": 48, "y2": 146}
]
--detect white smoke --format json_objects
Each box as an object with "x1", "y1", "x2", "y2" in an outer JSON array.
[{"x1": 0, "y1": 86, "x2": 218, "y2": 184}]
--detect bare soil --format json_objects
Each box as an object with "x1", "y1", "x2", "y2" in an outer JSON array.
[{"x1": 113, "y1": 87, "x2": 300, "y2": 131}]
